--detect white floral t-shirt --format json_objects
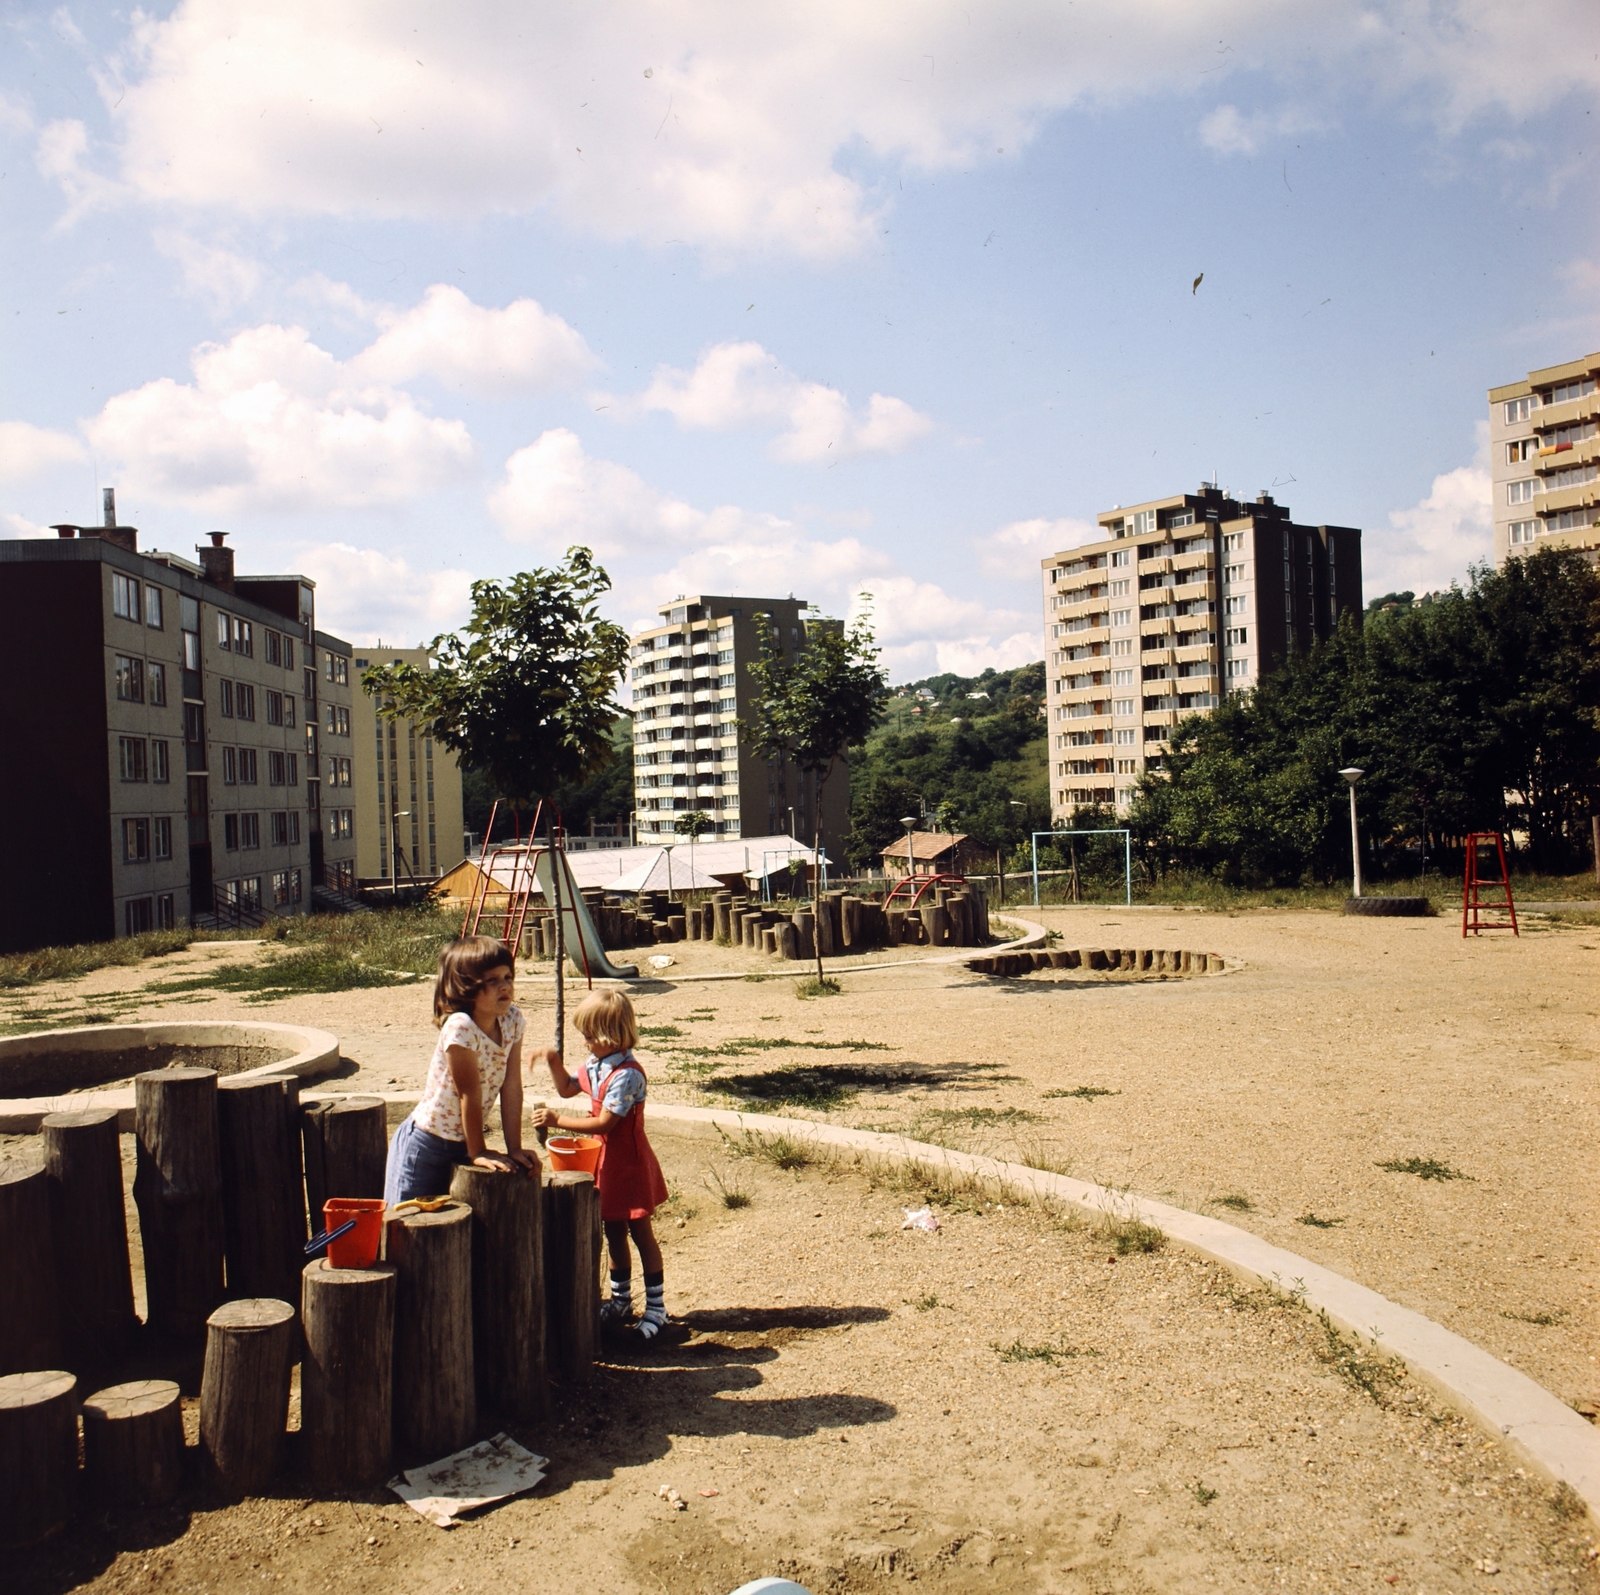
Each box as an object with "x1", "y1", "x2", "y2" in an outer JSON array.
[{"x1": 411, "y1": 1004, "x2": 526, "y2": 1142}]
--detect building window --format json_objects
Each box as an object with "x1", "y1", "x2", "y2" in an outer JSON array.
[
  {"x1": 272, "y1": 870, "x2": 291, "y2": 906},
  {"x1": 283, "y1": 637, "x2": 295, "y2": 670},
  {"x1": 1223, "y1": 532, "x2": 1246, "y2": 552},
  {"x1": 1226, "y1": 658, "x2": 1250, "y2": 679},
  {"x1": 241, "y1": 813, "x2": 261, "y2": 848},
  {"x1": 140, "y1": 586, "x2": 163, "y2": 629},
  {"x1": 150, "y1": 740, "x2": 170, "y2": 783},
  {"x1": 1110, "y1": 609, "x2": 1131, "y2": 628},
  {"x1": 123, "y1": 818, "x2": 150, "y2": 862},
  {"x1": 236, "y1": 683, "x2": 256, "y2": 721},
  {"x1": 1548, "y1": 507, "x2": 1595, "y2": 531},
  {"x1": 268, "y1": 750, "x2": 285, "y2": 785},
  {"x1": 1114, "y1": 728, "x2": 1136, "y2": 746},
  {"x1": 232, "y1": 618, "x2": 253, "y2": 656},
  {"x1": 144, "y1": 661, "x2": 166, "y2": 706},
  {"x1": 1545, "y1": 377, "x2": 1595, "y2": 404},
  {"x1": 265, "y1": 630, "x2": 281, "y2": 666},
  {"x1": 218, "y1": 611, "x2": 232, "y2": 649},
  {"x1": 1113, "y1": 698, "x2": 1135, "y2": 716},
  {"x1": 328, "y1": 756, "x2": 352, "y2": 787},
  {"x1": 222, "y1": 746, "x2": 237, "y2": 785},
  {"x1": 1166, "y1": 510, "x2": 1195, "y2": 528},
  {"x1": 114, "y1": 655, "x2": 145, "y2": 702},
  {"x1": 270, "y1": 812, "x2": 301, "y2": 847},
  {"x1": 283, "y1": 695, "x2": 296, "y2": 728},
  {"x1": 266, "y1": 691, "x2": 284, "y2": 726},
  {"x1": 1503, "y1": 396, "x2": 1536, "y2": 424},
  {"x1": 1223, "y1": 562, "x2": 1245, "y2": 583},
  {"x1": 239, "y1": 748, "x2": 258, "y2": 784},
  {"x1": 119, "y1": 737, "x2": 148, "y2": 782},
  {"x1": 220, "y1": 679, "x2": 234, "y2": 717},
  {"x1": 1506, "y1": 479, "x2": 1536, "y2": 505},
  {"x1": 1507, "y1": 520, "x2": 1537, "y2": 545},
  {"x1": 326, "y1": 705, "x2": 350, "y2": 735},
  {"x1": 156, "y1": 894, "x2": 175, "y2": 930},
  {"x1": 224, "y1": 813, "x2": 240, "y2": 850},
  {"x1": 1110, "y1": 639, "x2": 1132, "y2": 657},
  {"x1": 125, "y1": 897, "x2": 154, "y2": 935},
  {"x1": 152, "y1": 816, "x2": 172, "y2": 859},
  {"x1": 1225, "y1": 627, "x2": 1248, "y2": 646},
  {"x1": 240, "y1": 876, "x2": 262, "y2": 910},
  {"x1": 1224, "y1": 595, "x2": 1246, "y2": 615},
  {"x1": 286, "y1": 753, "x2": 299, "y2": 785},
  {"x1": 1131, "y1": 510, "x2": 1156, "y2": 536},
  {"x1": 112, "y1": 573, "x2": 141, "y2": 622}
]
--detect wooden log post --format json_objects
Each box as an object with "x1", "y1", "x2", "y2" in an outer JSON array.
[
  {"x1": 542, "y1": 1171, "x2": 600, "y2": 1382},
  {"x1": 0, "y1": 1371, "x2": 78, "y2": 1547},
  {"x1": 200, "y1": 1298, "x2": 296, "y2": 1496},
  {"x1": 134, "y1": 1066, "x2": 224, "y2": 1339},
  {"x1": 840, "y1": 895, "x2": 860, "y2": 949},
  {"x1": 302, "y1": 1096, "x2": 387, "y2": 1231},
  {"x1": 760, "y1": 927, "x2": 778, "y2": 955},
  {"x1": 0, "y1": 1159, "x2": 61, "y2": 1378},
  {"x1": 885, "y1": 907, "x2": 907, "y2": 945},
  {"x1": 41, "y1": 1109, "x2": 136, "y2": 1374},
  {"x1": 301, "y1": 1261, "x2": 396, "y2": 1491},
  {"x1": 813, "y1": 896, "x2": 837, "y2": 958},
  {"x1": 713, "y1": 895, "x2": 732, "y2": 941},
  {"x1": 777, "y1": 921, "x2": 800, "y2": 960},
  {"x1": 386, "y1": 1203, "x2": 475, "y2": 1458},
  {"x1": 920, "y1": 902, "x2": 950, "y2": 948},
  {"x1": 792, "y1": 909, "x2": 815, "y2": 959},
  {"x1": 668, "y1": 914, "x2": 686, "y2": 940},
  {"x1": 219, "y1": 1077, "x2": 305, "y2": 1305},
  {"x1": 450, "y1": 1164, "x2": 546, "y2": 1422},
  {"x1": 82, "y1": 1379, "x2": 183, "y2": 1507}
]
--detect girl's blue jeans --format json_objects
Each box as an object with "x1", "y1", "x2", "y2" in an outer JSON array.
[{"x1": 384, "y1": 1117, "x2": 471, "y2": 1205}]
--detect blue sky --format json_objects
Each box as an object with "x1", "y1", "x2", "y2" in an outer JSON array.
[{"x1": 2, "y1": 1, "x2": 1596, "y2": 677}]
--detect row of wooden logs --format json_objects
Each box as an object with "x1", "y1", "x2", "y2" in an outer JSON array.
[
  {"x1": 0, "y1": 1163, "x2": 600, "y2": 1545},
  {"x1": 969, "y1": 947, "x2": 1225, "y2": 977}
]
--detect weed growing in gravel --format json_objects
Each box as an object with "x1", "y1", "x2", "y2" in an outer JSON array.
[
  {"x1": 993, "y1": 1339, "x2": 1101, "y2": 1365},
  {"x1": 1190, "y1": 1483, "x2": 1219, "y2": 1506},
  {"x1": 717, "y1": 1126, "x2": 819, "y2": 1172},
  {"x1": 1297, "y1": 1212, "x2": 1344, "y2": 1228},
  {"x1": 907, "y1": 1293, "x2": 944, "y2": 1312},
  {"x1": 703, "y1": 1167, "x2": 753, "y2": 1209},
  {"x1": 1376, "y1": 1157, "x2": 1471, "y2": 1182},
  {"x1": 1501, "y1": 1308, "x2": 1566, "y2": 1326},
  {"x1": 1551, "y1": 1482, "x2": 1586, "y2": 1521},
  {"x1": 1315, "y1": 1311, "x2": 1405, "y2": 1406},
  {"x1": 1011, "y1": 1139, "x2": 1075, "y2": 1178},
  {"x1": 919, "y1": 1106, "x2": 1042, "y2": 1128},
  {"x1": 1042, "y1": 1086, "x2": 1121, "y2": 1100},
  {"x1": 1104, "y1": 1215, "x2": 1166, "y2": 1255},
  {"x1": 640, "y1": 1025, "x2": 685, "y2": 1039},
  {"x1": 795, "y1": 977, "x2": 842, "y2": 998},
  {"x1": 1212, "y1": 1194, "x2": 1254, "y2": 1212}
]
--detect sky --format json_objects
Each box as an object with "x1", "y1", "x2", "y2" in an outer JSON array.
[{"x1": 2, "y1": 1, "x2": 1597, "y2": 680}]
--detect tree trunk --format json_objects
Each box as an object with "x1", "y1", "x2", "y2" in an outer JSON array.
[
  {"x1": 0, "y1": 1158, "x2": 61, "y2": 1377},
  {"x1": 41, "y1": 1110, "x2": 136, "y2": 1375},
  {"x1": 82, "y1": 1379, "x2": 183, "y2": 1507},
  {"x1": 550, "y1": 829, "x2": 566, "y2": 1089},
  {"x1": 300, "y1": 1261, "x2": 396, "y2": 1491},
  {"x1": 219, "y1": 1077, "x2": 305, "y2": 1304},
  {"x1": 0, "y1": 1370, "x2": 78, "y2": 1547},
  {"x1": 302, "y1": 1096, "x2": 387, "y2": 1230},
  {"x1": 449, "y1": 1164, "x2": 546, "y2": 1422},
  {"x1": 200, "y1": 1298, "x2": 296, "y2": 1497},
  {"x1": 542, "y1": 1171, "x2": 600, "y2": 1382},
  {"x1": 133, "y1": 1066, "x2": 224, "y2": 1339},
  {"x1": 386, "y1": 1202, "x2": 475, "y2": 1458}
]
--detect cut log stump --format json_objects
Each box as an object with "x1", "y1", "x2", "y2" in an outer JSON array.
[
  {"x1": 0, "y1": 1370, "x2": 77, "y2": 1546},
  {"x1": 0, "y1": 1158, "x2": 60, "y2": 1378},
  {"x1": 387, "y1": 1202, "x2": 475, "y2": 1458},
  {"x1": 450, "y1": 1164, "x2": 546, "y2": 1422},
  {"x1": 219, "y1": 1077, "x2": 306, "y2": 1305},
  {"x1": 42, "y1": 1110, "x2": 136, "y2": 1375},
  {"x1": 134, "y1": 1066, "x2": 225, "y2": 1339},
  {"x1": 301, "y1": 1262, "x2": 395, "y2": 1491},
  {"x1": 200, "y1": 1298, "x2": 296, "y2": 1497},
  {"x1": 302, "y1": 1097, "x2": 387, "y2": 1226},
  {"x1": 82, "y1": 1379, "x2": 183, "y2": 1507},
  {"x1": 542, "y1": 1171, "x2": 600, "y2": 1381}
]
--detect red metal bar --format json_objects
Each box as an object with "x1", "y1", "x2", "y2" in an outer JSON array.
[{"x1": 1462, "y1": 831, "x2": 1519, "y2": 937}]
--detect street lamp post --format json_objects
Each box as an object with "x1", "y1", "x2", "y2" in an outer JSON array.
[
  {"x1": 390, "y1": 810, "x2": 411, "y2": 896},
  {"x1": 899, "y1": 814, "x2": 918, "y2": 882},
  {"x1": 1339, "y1": 768, "x2": 1365, "y2": 898}
]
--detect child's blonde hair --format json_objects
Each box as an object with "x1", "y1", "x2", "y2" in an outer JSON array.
[{"x1": 571, "y1": 990, "x2": 638, "y2": 1054}]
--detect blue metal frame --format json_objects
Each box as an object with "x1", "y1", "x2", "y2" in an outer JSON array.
[{"x1": 1030, "y1": 828, "x2": 1132, "y2": 908}]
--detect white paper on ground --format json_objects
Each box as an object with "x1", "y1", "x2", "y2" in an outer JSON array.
[{"x1": 388, "y1": 1433, "x2": 550, "y2": 1528}]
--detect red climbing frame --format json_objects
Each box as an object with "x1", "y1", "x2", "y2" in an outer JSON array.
[
  {"x1": 1461, "y1": 831, "x2": 1519, "y2": 938},
  {"x1": 882, "y1": 872, "x2": 970, "y2": 911}
]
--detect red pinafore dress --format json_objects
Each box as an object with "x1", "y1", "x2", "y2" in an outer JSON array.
[{"x1": 587, "y1": 1053, "x2": 669, "y2": 1222}]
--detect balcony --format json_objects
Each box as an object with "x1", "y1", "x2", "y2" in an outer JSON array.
[
  {"x1": 1137, "y1": 554, "x2": 1174, "y2": 574},
  {"x1": 1537, "y1": 482, "x2": 1598, "y2": 515}
]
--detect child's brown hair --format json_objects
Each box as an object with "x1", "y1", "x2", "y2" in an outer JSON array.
[
  {"x1": 433, "y1": 936, "x2": 515, "y2": 1025},
  {"x1": 571, "y1": 990, "x2": 638, "y2": 1054}
]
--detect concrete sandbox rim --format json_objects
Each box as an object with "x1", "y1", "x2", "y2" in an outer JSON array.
[{"x1": 0, "y1": 1021, "x2": 342, "y2": 1133}]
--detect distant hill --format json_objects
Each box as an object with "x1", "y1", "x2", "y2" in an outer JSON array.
[{"x1": 890, "y1": 661, "x2": 1045, "y2": 711}]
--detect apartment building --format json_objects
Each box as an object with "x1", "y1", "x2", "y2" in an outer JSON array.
[
  {"x1": 1041, "y1": 484, "x2": 1361, "y2": 821},
  {"x1": 629, "y1": 594, "x2": 850, "y2": 857},
  {"x1": 312, "y1": 630, "x2": 358, "y2": 894},
  {"x1": 349, "y1": 645, "x2": 466, "y2": 884},
  {"x1": 1489, "y1": 351, "x2": 1599, "y2": 565},
  {"x1": 0, "y1": 495, "x2": 344, "y2": 950}
]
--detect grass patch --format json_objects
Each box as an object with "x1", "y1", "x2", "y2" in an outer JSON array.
[
  {"x1": 1376, "y1": 1156, "x2": 1470, "y2": 1182},
  {"x1": 703, "y1": 1167, "x2": 753, "y2": 1209},
  {"x1": 1105, "y1": 1216, "x2": 1165, "y2": 1255},
  {"x1": 1315, "y1": 1311, "x2": 1405, "y2": 1407},
  {"x1": 1011, "y1": 1139, "x2": 1075, "y2": 1178},
  {"x1": 147, "y1": 948, "x2": 418, "y2": 1002},
  {"x1": 0, "y1": 928, "x2": 196, "y2": 989},
  {"x1": 907, "y1": 1292, "x2": 944, "y2": 1312},
  {"x1": 1190, "y1": 1483, "x2": 1219, "y2": 1506},
  {"x1": 1211, "y1": 1194, "x2": 1254, "y2": 1212},
  {"x1": 718, "y1": 1127, "x2": 816, "y2": 1172},
  {"x1": 1296, "y1": 1212, "x2": 1344, "y2": 1229},
  {"x1": 1042, "y1": 1086, "x2": 1121, "y2": 1100},
  {"x1": 993, "y1": 1338, "x2": 1101, "y2": 1366},
  {"x1": 918, "y1": 1106, "x2": 1042, "y2": 1128},
  {"x1": 640, "y1": 1025, "x2": 685, "y2": 1039},
  {"x1": 702, "y1": 1058, "x2": 942, "y2": 1112},
  {"x1": 795, "y1": 976, "x2": 842, "y2": 998}
]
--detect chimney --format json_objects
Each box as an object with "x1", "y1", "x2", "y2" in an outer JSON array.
[
  {"x1": 103, "y1": 487, "x2": 116, "y2": 528},
  {"x1": 89, "y1": 485, "x2": 139, "y2": 553},
  {"x1": 197, "y1": 530, "x2": 235, "y2": 592},
  {"x1": 51, "y1": 525, "x2": 78, "y2": 539}
]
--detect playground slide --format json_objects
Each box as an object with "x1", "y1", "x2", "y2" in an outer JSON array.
[{"x1": 531, "y1": 848, "x2": 640, "y2": 981}]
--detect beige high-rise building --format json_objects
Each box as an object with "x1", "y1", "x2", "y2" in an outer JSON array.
[
  {"x1": 629, "y1": 594, "x2": 850, "y2": 859},
  {"x1": 349, "y1": 646, "x2": 466, "y2": 884},
  {"x1": 1489, "y1": 351, "x2": 1599, "y2": 565},
  {"x1": 1041, "y1": 483, "x2": 1361, "y2": 821}
]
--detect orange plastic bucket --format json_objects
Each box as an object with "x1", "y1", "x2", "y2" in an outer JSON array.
[
  {"x1": 323, "y1": 1198, "x2": 386, "y2": 1268},
  {"x1": 546, "y1": 1135, "x2": 602, "y2": 1174}
]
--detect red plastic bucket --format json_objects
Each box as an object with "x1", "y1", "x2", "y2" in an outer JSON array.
[
  {"x1": 323, "y1": 1198, "x2": 386, "y2": 1268},
  {"x1": 546, "y1": 1135, "x2": 602, "y2": 1174}
]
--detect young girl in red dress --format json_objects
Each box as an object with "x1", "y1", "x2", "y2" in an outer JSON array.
[{"x1": 532, "y1": 990, "x2": 671, "y2": 1338}]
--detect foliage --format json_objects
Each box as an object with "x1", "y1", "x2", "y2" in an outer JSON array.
[
  {"x1": 675, "y1": 810, "x2": 714, "y2": 840},
  {"x1": 361, "y1": 548, "x2": 630, "y2": 812},
  {"x1": 461, "y1": 711, "x2": 634, "y2": 841},
  {"x1": 0, "y1": 928, "x2": 195, "y2": 989}
]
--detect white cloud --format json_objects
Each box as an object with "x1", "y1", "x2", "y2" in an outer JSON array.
[
  {"x1": 154, "y1": 229, "x2": 265, "y2": 313},
  {"x1": 84, "y1": 319, "x2": 475, "y2": 513},
  {"x1": 80, "y1": 1, "x2": 1600, "y2": 259},
  {"x1": 1197, "y1": 103, "x2": 1326, "y2": 157},
  {"x1": 1, "y1": 512, "x2": 53, "y2": 540},
  {"x1": 627, "y1": 341, "x2": 934, "y2": 462},
  {"x1": 847, "y1": 575, "x2": 1039, "y2": 679},
  {"x1": 1367, "y1": 423, "x2": 1491, "y2": 595},
  {"x1": 354, "y1": 284, "x2": 596, "y2": 398},
  {"x1": 974, "y1": 514, "x2": 1100, "y2": 579},
  {"x1": 293, "y1": 543, "x2": 474, "y2": 646},
  {"x1": 0, "y1": 93, "x2": 35, "y2": 135},
  {"x1": 0, "y1": 420, "x2": 87, "y2": 482}
]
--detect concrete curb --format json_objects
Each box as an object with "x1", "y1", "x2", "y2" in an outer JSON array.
[{"x1": 0, "y1": 1021, "x2": 342, "y2": 1133}]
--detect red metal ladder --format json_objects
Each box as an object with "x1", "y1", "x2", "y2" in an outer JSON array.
[{"x1": 1461, "y1": 831, "x2": 1518, "y2": 937}]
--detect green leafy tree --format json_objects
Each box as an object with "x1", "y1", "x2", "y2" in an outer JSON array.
[
  {"x1": 741, "y1": 606, "x2": 890, "y2": 977},
  {"x1": 674, "y1": 809, "x2": 714, "y2": 895}
]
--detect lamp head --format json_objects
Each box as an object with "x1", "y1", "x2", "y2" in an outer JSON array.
[
  {"x1": 899, "y1": 815, "x2": 917, "y2": 827},
  {"x1": 1338, "y1": 767, "x2": 1364, "y2": 786}
]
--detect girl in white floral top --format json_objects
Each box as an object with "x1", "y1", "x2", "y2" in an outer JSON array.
[{"x1": 383, "y1": 936, "x2": 540, "y2": 1205}]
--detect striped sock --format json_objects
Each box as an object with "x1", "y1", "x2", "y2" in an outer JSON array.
[
  {"x1": 602, "y1": 1270, "x2": 633, "y2": 1323},
  {"x1": 636, "y1": 1272, "x2": 667, "y2": 1339}
]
